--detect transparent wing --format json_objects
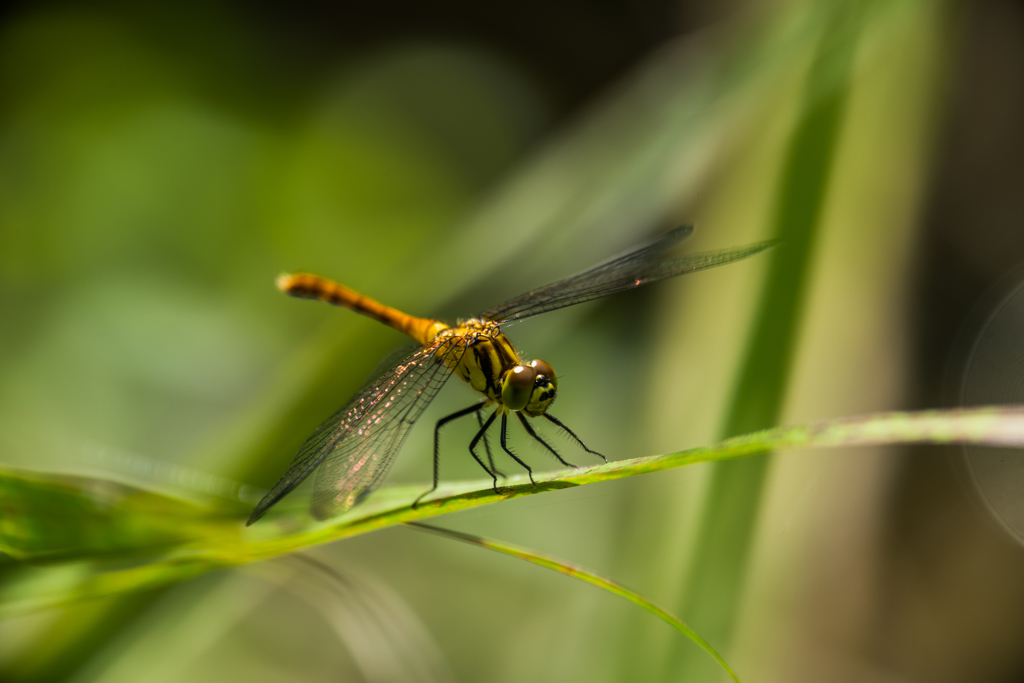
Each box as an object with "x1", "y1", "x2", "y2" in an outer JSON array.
[
  {"x1": 480, "y1": 226, "x2": 777, "y2": 323},
  {"x1": 309, "y1": 337, "x2": 468, "y2": 520},
  {"x1": 247, "y1": 340, "x2": 464, "y2": 525}
]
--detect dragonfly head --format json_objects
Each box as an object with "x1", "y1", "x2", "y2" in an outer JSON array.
[{"x1": 501, "y1": 359, "x2": 558, "y2": 416}]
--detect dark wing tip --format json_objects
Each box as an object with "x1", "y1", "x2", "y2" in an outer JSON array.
[
  {"x1": 643, "y1": 225, "x2": 693, "y2": 250},
  {"x1": 246, "y1": 478, "x2": 305, "y2": 525},
  {"x1": 670, "y1": 224, "x2": 695, "y2": 239},
  {"x1": 246, "y1": 495, "x2": 277, "y2": 526}
]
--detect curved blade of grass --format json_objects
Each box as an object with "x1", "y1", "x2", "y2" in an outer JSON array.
[
  {"x1": 407, "y1": 522, "x2": 741, "y2": 683},
  {"x1": 3, "y1": 405, "x2": 1024, "y2": 617}
]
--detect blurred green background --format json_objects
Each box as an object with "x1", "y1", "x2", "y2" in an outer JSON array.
[{"x1": 3, "y1": 0, "x2": 1024, "y2": 681}]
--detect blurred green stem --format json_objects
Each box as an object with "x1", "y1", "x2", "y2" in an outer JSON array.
[
  {"x1": 406, "y1": 522, "x2": 742, "y2": 683},
  {"x1": 669, "y1": 2, "x2": 864, "y2": 680}
]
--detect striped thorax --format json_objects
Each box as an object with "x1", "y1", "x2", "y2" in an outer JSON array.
[{"x1": 434, "y1": 319, "x2": 558, "y2": 416}]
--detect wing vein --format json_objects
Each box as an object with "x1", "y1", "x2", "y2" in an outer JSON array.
[{"x1": 481, "y1": 226, "x2": 776, "y2": 322}]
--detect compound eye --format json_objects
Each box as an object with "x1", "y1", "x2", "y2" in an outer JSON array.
[
  {"x1": 501, "y1": 365, "x2": 536, "y2": 411},
  {"x1": 530, "y1": 359, "x2": 555, "y2": 379},
  {"x1": 529, "y1": 359, "x2": 557, "y2": 393}
]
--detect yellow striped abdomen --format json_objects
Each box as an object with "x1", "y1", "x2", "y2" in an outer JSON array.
[
  {"x1": 277, "y1": 272, "x2": 448, "y2": 345},
  {"x1": 278, "y1": 273, "x2": 528, "y2": 407}
]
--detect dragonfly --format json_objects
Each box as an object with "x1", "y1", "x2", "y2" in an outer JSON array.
[{"x1": 247, "y1": 226, "x2": 775, "y2": 525}]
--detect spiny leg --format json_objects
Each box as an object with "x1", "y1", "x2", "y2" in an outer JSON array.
[
  {"x1": 414, "y1": 402, "x2": 488, "y2": 508},
  {"x1": 499, "y1": 412, "x2": 536, "y2": 485},
  {"x1": 477, "y1": 409, "x2": 503, "y2": 477},
  {"x1": 516, "y1": 412, "x2": 577, "y2": 469},
  {"x1": 542, "y1": 413, "x2": 606, "y2": 461},
  {"x1": 469, "y1": 410, "x2": 500, "y2": 493}
]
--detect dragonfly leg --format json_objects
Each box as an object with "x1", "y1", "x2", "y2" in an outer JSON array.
[
  {"x1": 469, "y1": 410, "x2": 500, "y2": 493},
  {"x1": 542, "y1": 413, "x2": 606, "y2": 461},
  {"x1": 477, "y1": 409, "x2": 504, "y2": 477},
  {"x1": 414, "y1": 402, "x2": 489, "y2": 509},
  {"x1": 500, "y1": 412, "x2": 536, "y2": 485},
  {"x1": 516, "y1": 412, "x2": 577, "y2": 468}
]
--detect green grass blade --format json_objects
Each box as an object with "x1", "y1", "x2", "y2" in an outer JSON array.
[
  {"x1": 2, "y1": 405, "x2": 1023, "y2": 617},
  {"x1": 406, "y1": 522, "x2": 742, "y2": 683},
  {"x1": 671, "y1": 2, "x2": 867, "y2": 678}
]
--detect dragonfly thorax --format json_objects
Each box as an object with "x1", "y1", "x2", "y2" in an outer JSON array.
[{"x1": 434, "y1": 319, "x2": 557, "y2": 415}]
